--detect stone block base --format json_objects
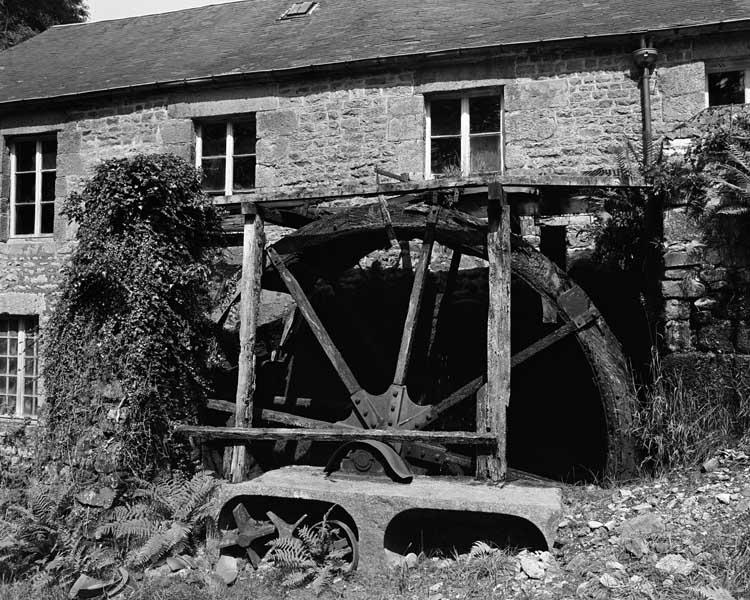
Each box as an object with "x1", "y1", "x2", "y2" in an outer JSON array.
[{"x1": 218, "y1": 465, "x2": 562, "y2": 573}]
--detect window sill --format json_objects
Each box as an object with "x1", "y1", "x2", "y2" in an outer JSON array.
[{"x1": 7, "y1": 235, "x2": 55, "y2": 244}]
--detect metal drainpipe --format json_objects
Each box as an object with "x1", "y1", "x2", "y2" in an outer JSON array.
[{"x1": 632, "y1": 37, "x2": 659, "y2": 170}]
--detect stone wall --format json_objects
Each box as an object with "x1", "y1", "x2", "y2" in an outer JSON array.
[{"x1": 660, "y1": 104, "x2": 750, "y2": 395}]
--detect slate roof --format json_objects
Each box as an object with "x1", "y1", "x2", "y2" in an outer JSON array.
[{"x1": 1, "y1": 0, "x2": 750, "y2": 106}]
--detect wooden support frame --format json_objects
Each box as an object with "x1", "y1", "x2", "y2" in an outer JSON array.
[
  {"x1": 229, "y1": 204, "x2": 265, "y2": 483},
  {"x1": 206, "y1": 175, "x2": 640, "y2": 483},
  {"x1": 477, "y1": 182, "x2": 511, "y2": 482}
]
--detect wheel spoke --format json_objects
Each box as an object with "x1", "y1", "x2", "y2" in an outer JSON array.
[
  {"x1": 268, "y1": 248, "x2": 382, "y2": 426},
  {"x1": 397, "y1": 375, "x2": 483, "y2": 429},
  {"x1": 511, "y1": 307, "x2": 599, "y2": 368},
  {"x1": 422, "y1": 249, "x2": 461, "y2": 401},
  {"x1": 393, "y1": 203, "x2": 441, "y2": 386}
]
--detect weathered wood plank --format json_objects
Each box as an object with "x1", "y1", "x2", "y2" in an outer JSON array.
[
  {"x1": 260, "y1": 409, "x2": 357, "y2": 429},
  {"x1": 477, "y1": 183, "x2": 510, "y2": 482},
  {"x1": 393, "y1": 202, "x2": 440, "y2": 386},
  {"x1": 207, "y1": 398, "x2": 236, "y2": 413},
  {"x1": 229, "y1": 210, "x2": 265, "y2": 483},
  {"x1": 176, "y1": 425, "x2": 498, "y2": 445},
  {"x1": 232, "y1": 174, "x2": 643, "y2": 207}
]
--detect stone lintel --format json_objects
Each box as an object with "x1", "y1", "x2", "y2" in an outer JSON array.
[{"x1": 0, "y1": 292, "x2": 46, "y2": 315}]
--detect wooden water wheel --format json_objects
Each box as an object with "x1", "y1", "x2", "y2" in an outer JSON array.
[{"x1": 210, "y1": 190, "x2": 636, "y2": 482}]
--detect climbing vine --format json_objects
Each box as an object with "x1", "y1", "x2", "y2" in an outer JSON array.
[
  {"x1": 594, "y1": 112, "x2": 750, "y2": 273},
  {"x1": 42, "y1": 154, "x2": 223, "y2": 475}
]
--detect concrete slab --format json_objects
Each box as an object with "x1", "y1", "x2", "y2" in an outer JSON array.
[{"x1": 218, "y1": 466, "x2": 562, "y2": 573}]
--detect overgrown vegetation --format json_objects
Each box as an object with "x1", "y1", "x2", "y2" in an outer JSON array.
[
  {"x1": 629, "y1": 353, "x2": 750, "y2": 473},
  {"x1": 264, "y1": 513, "x2": 353, "y2": 594},
  {"x1": 94, "y1": 470, "x2": 220, "y2": 569},
  {"x1": 0, "y1": 469, "x2": 221, "y2": 591},
  {"x1": 43, "y1": 154, "x2": 223, "y2": 475}
]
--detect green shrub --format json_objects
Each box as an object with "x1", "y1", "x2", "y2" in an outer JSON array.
[{"x1": 42, "y1": 153, "x2": 223, "y2": 475}]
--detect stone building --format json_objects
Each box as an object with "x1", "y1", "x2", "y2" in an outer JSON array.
[{"x1": 0, "y1": 0, "x2": 748, "y2": 437}]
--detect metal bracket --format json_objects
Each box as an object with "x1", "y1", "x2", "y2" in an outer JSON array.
[{"x1": 324, "y1": 440, "x2": 413, "y2": 483}]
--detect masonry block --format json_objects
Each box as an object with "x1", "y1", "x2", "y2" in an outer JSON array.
[{"x1": 661, "y1": 278, "x2": 706, "y2": 299}]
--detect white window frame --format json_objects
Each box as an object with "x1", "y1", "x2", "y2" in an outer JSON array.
[
  {"x1": 9, "y1": 137, "x2": 56, "y2": 238},
  {"x1": 0, "y1": 316, "x2": 41, "y2": 420},
  {"x1": 194, "y1": 120, "x2": 256, "y2": 196},
  {"x1": 705, "y1": 62, "x2": 750, "y2": 107},
  {"x1": 425, "y1": 90, "x2": 504, "y2": 180}
]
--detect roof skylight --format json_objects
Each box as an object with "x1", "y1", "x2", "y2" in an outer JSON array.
[{"x1": 280, "y1": 2, "x2": 317, "y2": 19}]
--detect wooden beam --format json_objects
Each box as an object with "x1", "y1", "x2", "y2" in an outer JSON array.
[
  {"x1": 478, "y1": 182, "x2": 511, "y2": 482},
  {"x1": 229, "y1": 209, "x2": 265, "y2": 483},
  {"x1": 213, "y1": 175, "x2": 647, "y2": 212},
  {"x1": 176, "y1": 425, "x2": 498, "y2": 445}
]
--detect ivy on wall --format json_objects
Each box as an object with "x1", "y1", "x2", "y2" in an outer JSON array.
[{"x1": 42, "y1": 154, "x2": 223, "y2": 474}]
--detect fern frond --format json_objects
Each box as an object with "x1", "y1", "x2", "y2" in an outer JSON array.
[
  {"x1": 28, "y1": 493, "x2": 54, "y2": 524},
  {"x1": 469, "y1": 541, "x2": 497, "y2": 558},
  {"x1": 96, "y1": 517, "x2": 160, "y2": 541},
  {"x1": 175, "y1": 472, "x2": 218, "y2": 521},
  {"x1": 126, "y1": 521, "x2": 191, "y2": 568},
  {"x1": 266, "y1": 536, "x2": 312, "y2": 569}
]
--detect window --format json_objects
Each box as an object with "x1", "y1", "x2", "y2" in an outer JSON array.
[
  {"x1": 0, "y1": 316, "x2": 40, "y2": 418},
  {"x1": 9, "y1": 137, "x2": 56, "y2": 236},
  {"x1": 706, "y1": 64, "x2": 750, "y2": 106},
  {"x1": 195, "y1": 120, "x2": 256, "y2": 196},
  {"x1": 425, "y1": 92, "x2": 503, "y2": 179}
]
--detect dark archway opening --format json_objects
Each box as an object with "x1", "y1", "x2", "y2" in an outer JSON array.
[{"x1": 384, "y1": 508, "x2": 547, "y2": 556}]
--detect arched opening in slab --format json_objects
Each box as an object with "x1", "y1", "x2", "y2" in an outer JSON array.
[
  {"x1": 218, "y1": 495, "x2": 359, "y2": 562},
  {"x1": 383, "y1": 508, "x2": 547, "y2": 557}
]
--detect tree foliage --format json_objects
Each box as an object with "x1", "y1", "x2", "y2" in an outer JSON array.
[
  {"x1": 43, "y1": 154, "x2": 223, "y2": 474},
  {"x1": 0, "y1": 0, "x2": 88, "y2": 50}
]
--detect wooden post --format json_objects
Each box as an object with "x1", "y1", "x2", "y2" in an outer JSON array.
[
  {"x1": 477, "y1": 182, "x2": 510, "y2": 481},
  {"x1": 229, "y1": 203, "x2": 265, "y2": 483}
]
